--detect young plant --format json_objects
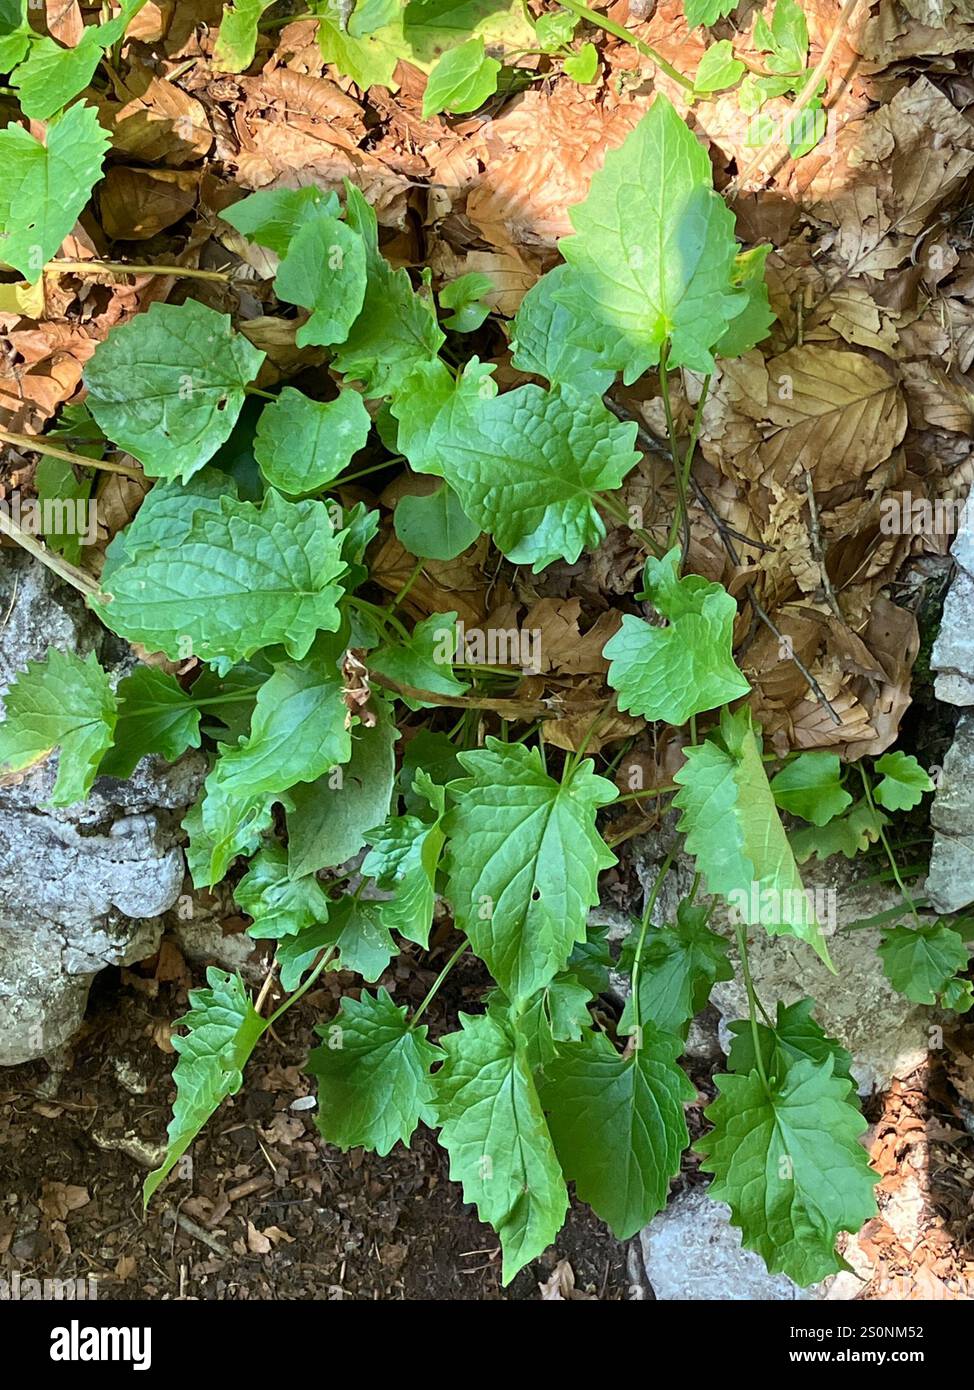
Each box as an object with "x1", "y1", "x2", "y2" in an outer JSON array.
[{"x1": 0, "y1": 82, "x2": 959, "y2": 1293}]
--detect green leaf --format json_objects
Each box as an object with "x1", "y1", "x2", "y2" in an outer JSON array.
[
  {"x1": 873, "y1": 750, "x2": 933, "y2": 812},
  {"x1": 555, "y1": 94, "x2": 746, "y2": 380},
  {"x1": 332, "y1": 182, "x2": 444, "y2": 395},
  {"x1": 213, "y1": 0, "x2": 276, "y2": 71},
  {"x1": 286, "y1": 703, "x2": 398, "y2": 875},
  {"x1": 696, "y1": 1057, "x2": 878, "y2": 1286},
  {"x1": 370, "y1": 610, "x2": 469, "y2": 708},
  {"x1": 942, "y1": 977, "x2": 974, "y2": 1013},
  {"x1": 394, "y1": 485, "x2": 481, "y2": 560},
  {"x1": 714, "y1": 246, "x2": 775, "y2": 358},
  {"x1": 33, "y1": 453, "x2": 94, "y2": 565},
  {"x1": 402, "y1": 376, "x2": 641, "y2": 571},
  {"x1": 302, "y1": 894, "x2": 396, "y2": 979},
  {"x1": 785, "y1": 101, "x2": 826, "y2": 159},
  {"x1": 184, "y1": 780, "x2": 276, "y2": 888},
  {"x1": 236, "y1": 841, "x2": 332, "y2": 940},
  {"x1": 534, "y1": 10, "x2": 578, "y2": 50},
  {"x1": 444, "y1": 738, "x2": 617, "y2": 1003},
  {"x1": 85, "y1": 300, "x2": 265, "y2": 482},
  {"x1": 619, "y1": 900, "x2": 733, "y2": 1038},
  {"x1": 0, "y1": 0, "x2": 30, "y2": 71},
  {"x1": 693, "y1": 40, "x2": 744, "y2": 93},
  {"x1": 790, "y1": 798, "x2": 888, "y2": 863},
  {"x1": 878, "y1": 923, "x2": 971, "y2": 1008},
  {"x1": 674, "y1": 707, "x2": 832, "y2": 966},
  {"x1": 391, "y1": 355, "x2": 494, "y2": 473},
  {"x1": 433, "y1": 1010, "x2": 567, "y2": 1284},
  {"x1": 726, "y1": 998, "x2": 854, "y2": 1085},
  {"x1": 771, "y1": 752, "x2": 852, "y2": 826},
  {"x1": 309, "y1": 988, "x2": 441, "y2": 1154},
  {"x1": 422, "y1": 36, "x2": 500, "y2": 117},
  {"x1": 275, "y1": 215, "x2": 368, "y2": 347},
  {"x1": 312, "y1": 0, "x2": 404, "y2": 89},
  {"x1": 95, "y1": 489, "x2": 346, "y2": 667},
  {"x1": 683, "y1": 0, "x2": 737, "y2": 26},
  {"x1": 221, "y1": 185, "x2": 340, "y2": 256},
  {"x1": 13, "y1": 2, "x2": 143, "y2": 119},
  {"x1": 206, "y1": 645, "x2": 351, "y2": 806},
  {"x1": 563, "y1": 41, "x2": 597, "y2": 83},
  {"x1": 98, "y1": 665, "x2": 201, "y2": 780},
  {"x1": 362, "y1": 808, "x2": 446, "y2": 948},
  {"x1": 756, "y1": 0, "x2": 807, "y2": 72},
  {"x1": 101, "y1": 469, "x2": 237, "y2": 586},
  {"x1": 541, "y1": 1029, "x2": 694, "y2": 1239},
  {"x1": 404, "y1": 0, "x2": 534, "y2": 62},
  {"x1": 0, "y1": 648, "x2": 115, "y2": 806},
  {"x1": 604, "y1": 548, "x2": 750, "y2": 725},
  {"x1": 144, "y1": 968, "x2": 267, "y2": 1203},
  {"x1": 510, "y1": 264, "x2": 615, "y2": 395},
  {"x1": 438, "y1": 271, "x2": 492, "y2": 332},
  {"x1": 0, "y1": 101, "x2": 110, "y2": 281},
  {"x1": 254, "y1": 387, "x2": 371, "y2": 495}
]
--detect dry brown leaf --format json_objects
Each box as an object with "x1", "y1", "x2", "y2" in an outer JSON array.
[
  {"x1": 100, "y1": 167, "x2": 199, "y2": 240},
  {"x1": 760, "y1": 346, "x2": 907, "y2": 489}
]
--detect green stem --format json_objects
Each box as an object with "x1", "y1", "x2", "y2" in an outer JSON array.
[
  {"x1": 629, "y1": 849, "x2": 675, "y2": 1046},
  {"x1": 859, "y1": 765, "x2": 922, "y2": 927},
  {"x1": 558, "y1": 0, "x2": 695, "y2": 91},
  {"x1": 613, "y1": 785, "x2": 677, "y2": 802},
  {"x1": 598, "y1": 492, "x2": 666, "y2": 558},
  {"x1": 735, "y1": 922, "x2": 771, "y2": 1094},
  {"x1": 410, "y1": 941, "x2": 470, "y2": 1029},
  {"x1": 246, "y1": 386, "x2": 277, "y2": 402},
  {"x1": 266, "y1": 947, "x2": 335, "y2": 1028},
  {"x1": 390, "y1": 557, "x2": 425, "y2": 614},
  {"x1": 660, "y1": 347, "x2": 687, "y2": 556},
  {"x1": 44, "y1": 259, "x2": 230, "y2": 283}
]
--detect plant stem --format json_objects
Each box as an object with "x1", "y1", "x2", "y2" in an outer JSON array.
[
  {"x1": 598, "y1": 491, "x2": 666, "y2": 558},
  {"x1": 735, "y1": 921, "x2": 772, "y2": 1095},
  {"x1": 613, "y1": 784, "x2": 677, "y2": 802},
  {"x1": 660, "y1": 346, "x2": 687, "y2": 557},
  {"x1": 0, "y1": 427, "x2": 142, "y2": 478},
  {"x1": 0, "y1": 507, "x2": 103, "y2": 601},
  {"x1": 858, "y1": 765, "x2": 922, "y2": 927},
  {"x1": 410, "y1": 941, "x2": 470, "y2": 1029},
  {"x1": 629, "y1": 849, "x2": 676, "y2": 1045},
  {"x1": 266, "y1": 947, "x2": 336, "y2": 1027},
  {"x1": 43, "y1": 259, "x2": 231, "y2": 282},
  {"x1": 558, "y1": 0, "x2": 695, "y2": 92},
  {"x1": 674, "y1": 373, "x2": 711, "y2": 564},
  {"x1": 390, "y1": 557, "x2": 425, "y2": 614}
]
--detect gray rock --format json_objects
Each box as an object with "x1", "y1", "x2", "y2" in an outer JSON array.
[
  {"x1": 932, "y1": 496, "x2": 974, "y2": 704},
  {"x1": 638, "y1": 1187, "x2": 813, "y2": 1300},
  {"x1": 927, "y1": 711, "x2": 974, "y2": 913},
  {"x1": 708, "y1": 863, "x2": 932, "y2": 1095},
  {"x1": 0, "y1": 552, "x2": 205, "y2": 1064}
]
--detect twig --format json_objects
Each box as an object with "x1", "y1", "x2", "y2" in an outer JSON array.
[
  {"x1": 727, "y1": 0, "x2": 863, "y2": 196},
  {"x1": 165, "y1": 1208, "x2": 230, "y2": 1259},
  {"x1": 0, "y1": 427, "x2": 143, "y2": 478},
  {"x1": 803, "y1": 469, "x2": 843, "y2": 620}
]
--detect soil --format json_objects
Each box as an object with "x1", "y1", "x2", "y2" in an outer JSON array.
[{"x1": 0, "y1": 943, "x2": 631, "y2": 1302}]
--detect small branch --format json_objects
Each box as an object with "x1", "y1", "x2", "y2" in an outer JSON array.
[
  {"x1": 744, "y1": 584, "x2": 842, "y2": 726},
  {"x1": 0, "y1": 427, "x2": 143, "y2": 479},
  {"x1": 43, "y1": 259, "x2": 232, "y2": 282},
  {"x1": 803, "y1": 469, "x2": 843, "y2": 621},
  {"x1": 558, "y1": 0, "x2": 696, "y2": 92},
  {"x1": 0, "y1": 507, "x2": 103, "y2": 601}
]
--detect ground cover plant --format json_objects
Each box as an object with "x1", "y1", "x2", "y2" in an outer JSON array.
[{"x1": 0, "y1": 0, "x2": 971, "y2": 1292}]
